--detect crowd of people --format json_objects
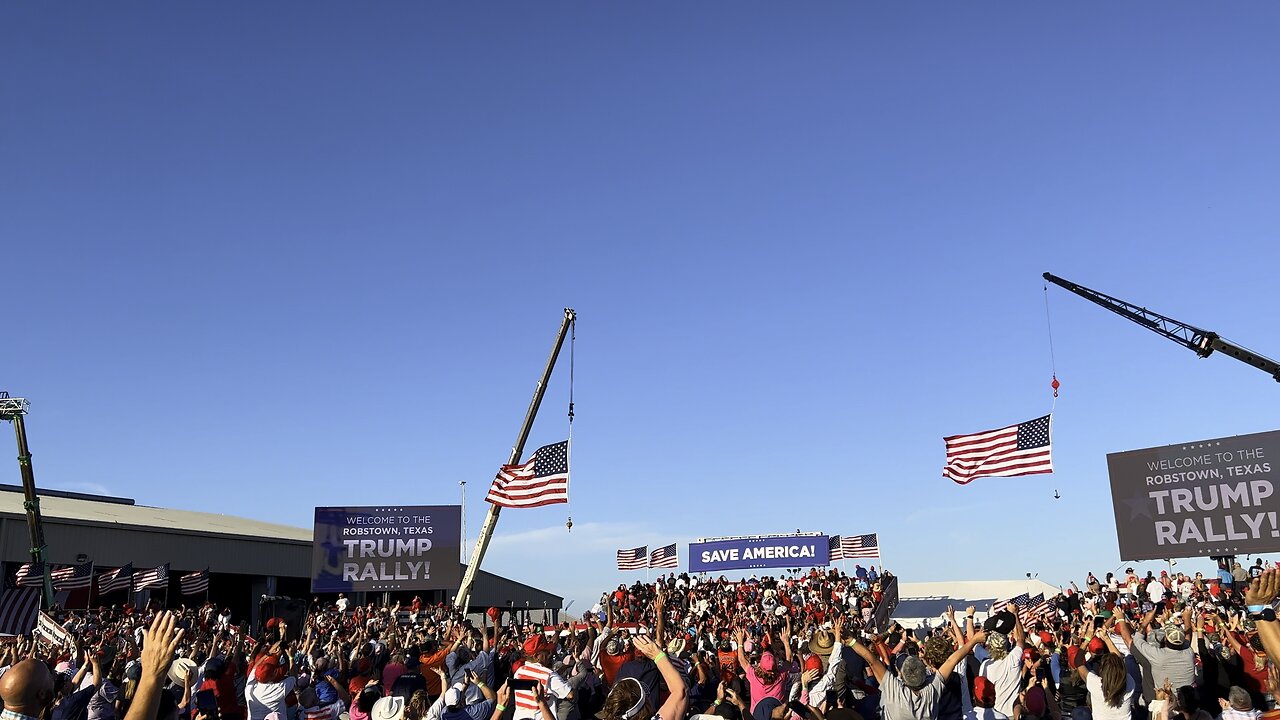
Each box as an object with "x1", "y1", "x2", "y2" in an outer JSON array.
[{"x1": 5, "y1": 562, "x2": 1280, "y2": 720}]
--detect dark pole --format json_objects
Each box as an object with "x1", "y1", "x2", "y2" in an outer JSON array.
[{"x1": 12, "y1": 414, "x2": 54, "y2": 609}]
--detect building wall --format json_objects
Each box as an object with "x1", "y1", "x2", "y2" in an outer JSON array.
[
  {"x1": 0, "y1": 513, "x2": 562, "y2": 621},
  {"x1": 0, "y1": 515, "x2": 311, "y2": 577}
]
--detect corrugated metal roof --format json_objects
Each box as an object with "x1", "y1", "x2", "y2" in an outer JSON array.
[{"x1": 0, "y1": 489, "x2": 311, "y2": 543}]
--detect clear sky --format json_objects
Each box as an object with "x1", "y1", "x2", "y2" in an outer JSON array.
[{"x1": 4, "y1": 3, "x2": 1280, "y2": 613}]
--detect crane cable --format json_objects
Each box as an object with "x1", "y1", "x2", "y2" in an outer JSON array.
[
  {"x1": 566, "y1": 314, "x2": 576, "y2": 532},
  {"x1": 1044, "y1": 280, "x2": 1060, "y2": 407},
  {"x1": 1044, "y1": 281, "x2": 1061, "y2": 501}
]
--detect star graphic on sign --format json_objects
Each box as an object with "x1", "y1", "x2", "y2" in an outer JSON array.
[{"x1": 1122, "y1": 489, "x2": 1153, "y2": 520}]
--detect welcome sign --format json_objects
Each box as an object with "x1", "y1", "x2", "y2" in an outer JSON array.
[
  {"x1": 688, "y1": 534, "x2": 830, "y2": 573},
  {"x1": 311, "y1": 505, "x2": 461, "y2": 593},
  {"x1": 1108, "y1": 430, "x2": 1280, "y2": 561}
]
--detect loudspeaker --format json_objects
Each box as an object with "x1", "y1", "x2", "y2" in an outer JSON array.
[{"x1": 259, "y1": 595, "x2": 308, "y2": 642}]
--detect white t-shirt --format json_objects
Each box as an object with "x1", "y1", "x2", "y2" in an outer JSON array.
[
  {"x1": 978, "y1": 646, "x2": 1024, "y2": 717},
  {"x1": 1148, "y1": 583, "x2": 1164, "y2": 604},
  {"x1": 246, "y1": 675, "x2": 298, "y2": 720},
  {"x1": 1085, "y1": 672, "x2": 1135, "y2": 720}
]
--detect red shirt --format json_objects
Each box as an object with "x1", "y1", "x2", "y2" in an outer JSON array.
[
  {"x1": 718, "y1": 651, "x2": 738, "y2": 683},
  {"x1": 600, "y1": 649, "x2": 635, "y2": 685},
  {"x1": 200, "y1": 674, "x2": 244, "y2": 720},
  {"x1": 1238, "y1": 646, "x2": 1270, "y2": 697}
]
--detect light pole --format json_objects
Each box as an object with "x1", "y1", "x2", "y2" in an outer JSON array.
[{"x1": 460, "y1": 480, "x2": 467, "y2": 562}]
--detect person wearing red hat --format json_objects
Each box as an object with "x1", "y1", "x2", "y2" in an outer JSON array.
[
  {"x1": 595, "y1": 599, "x2": 636, "y2": 686},
  {"x1": 511, "y1": 634, "x2": 570, "y2": 720},
  {"x1": 970, "y1": 677, "x2": 1006, "y2": 720}
]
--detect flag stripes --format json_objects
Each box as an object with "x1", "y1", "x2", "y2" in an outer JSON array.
[
  {"x1": 840, "y1": 533, "x2": 880, "y2": 559},
  {"x1": 14, "y1": 562, "x2": 45, "y2": 588},
  {"x1": 180, "y1": 569, "x2": 210, "y2": 595},
  {"x1": 649, "y1": 544, "x2": 677, "y2": 569},
  {"x1": 98, "y1": 564, "x2": 133, "y2": 594},
  {"x1": 828, "y1": 536, "x2": 844, "y2": 562},
  {"x1": 944, "y1": 415, "x2": 1053, "y2": 485},
  {"x1": 0, "y1": 588, "x2": 40, "y2": 635},
  {"x1": 51, "y1": 562, "x2": 94, "y2": 590},
  {"x1": 487, "y1": 441, "x2": 570, "y2": 508},
  {"x1": 616, "y1": 546, "x2": 647, "y2": 571}
]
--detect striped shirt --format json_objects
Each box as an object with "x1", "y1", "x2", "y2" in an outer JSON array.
[{"x1": 512, "y1": 663, "x2": 571, "y2": 720}]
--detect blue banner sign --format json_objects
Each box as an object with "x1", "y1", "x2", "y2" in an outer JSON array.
[
  {"x1": 688, "y1": 534, "x2": 830, "y2": 573},
  {"x1": 311, "y1": 505, "x2": 461, "y2": 593}
]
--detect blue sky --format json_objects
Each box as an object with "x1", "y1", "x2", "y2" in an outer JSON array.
[{"x1": 4, "y1": 3, "x2": 1280, "y2": 612}]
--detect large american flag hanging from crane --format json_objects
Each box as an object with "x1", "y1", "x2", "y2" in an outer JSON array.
[
  {"x1": 944, "y1": 415, "x2": 1053, "y2": 485},
  {"x1": 486, "y1": 441, "x2": 570, "y2": 508}
]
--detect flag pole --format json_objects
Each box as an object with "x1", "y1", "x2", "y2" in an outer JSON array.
[{"x1": 455, "y1": 309, "x2": 576, "y2": 612}]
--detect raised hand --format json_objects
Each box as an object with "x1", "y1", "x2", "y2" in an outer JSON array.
[
  {"x1": 632, "y1": 634, "x2": 663, "y2": 660},
  {"x1": 1247, "y1": 569, "x2": 1280, "y2": 606},
  {"x1": 140, "y1": 612, "x2": 185, "y2": 684}
]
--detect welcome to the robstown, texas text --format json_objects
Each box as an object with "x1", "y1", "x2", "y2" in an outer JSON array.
[
  {"x1": 1146, "y1": 445, "x2": 1277, "y2": 546},
  {"x1": 342, "y1": 512, "x2": 435, "y2": 582}
]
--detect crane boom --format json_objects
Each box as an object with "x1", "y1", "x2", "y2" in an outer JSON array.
[
  {"x1": 1043, "y1": 272, "x2": 1280, "y2": 382},
  {"x1": 454, "y1": 308, "x2": 576, "y2": 612}
]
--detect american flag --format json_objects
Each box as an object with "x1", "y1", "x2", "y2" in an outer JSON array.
[
  {"x1": 51, "y1": 562, "x2": 94, "y2": 590},
  {"x1": 944, "y1": 415, "x2": 1053, "y2": 485},
  {"x1": 180, "y1": 569, "x2": 210, "y2": 596},
  {"x1": 991, "y1": 593, "x2": 1029, "y2": 616},
  {"x1": 649, "y1": 544, "x2": 678, "y2": 569},
  {"x1": 617, "y1": 546, "x2": 648, "y2": 571},
  {"x1": 98, "y1": 564, "x2": 133, "y2": 594},
  {"x1": 133, "y1": 564, "x2": 169, "y2": 591},
  {"x1": 1018, "y1": 591, "x2": 1049, "y2": 620},
  {"x1": 0, "y1": 588, "x2": 39, "y2": 635},
  {"x1": 840, "y1": 533, "x2": 880, "y2": 559},
  {"x1": 486, "y1": 441, "x2": 570, "y2": 508},
  {"x1": 14, "y1": 562, "x2": 45, "y2": 588},
  {"x1": 828, "y1": 536, "x2": 844, "y2": 562}
]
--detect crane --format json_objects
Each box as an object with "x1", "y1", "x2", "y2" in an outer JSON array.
[
  {"x1": 0, "y1": 392, "x2": 55, "y2": 608},
  {"x1": 454, "y1": 308, "x2": 576, "y2": 612},
  {"x1": 1042, "y1": 273, "x2": 1280, "y2": 382}
]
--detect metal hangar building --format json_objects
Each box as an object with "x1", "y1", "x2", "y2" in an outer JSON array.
[{"x1": 0, "y1": 485, "x2": 563, "y2": 625}]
